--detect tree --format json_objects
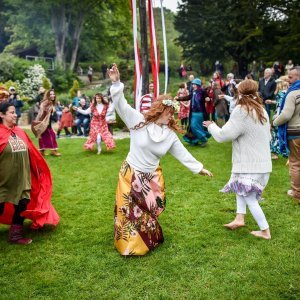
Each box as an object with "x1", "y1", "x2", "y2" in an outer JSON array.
[{"x1": 174, "y1": 0, "x2": 299, "y2": 76}]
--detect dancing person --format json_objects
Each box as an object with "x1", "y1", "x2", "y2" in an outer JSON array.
[
  {"x1": 177, "y1": 83, "x2": 190, "y2": 129},
  {"x1": 73, "y1": 93, "x2": 115, "y2": 154},
  {"x1": 31, "y1": 89, "x2": 61, "y2": 157},
  {"x1": 176, "y1": 78, "x2": 211, "y2": 147},
  {"x1": 0, "y1": 98, "x2": 60, "y2": 245},
  {"x1": 108, "y1": 64, "x2": 212, "y2": 256},
  {"x1": 273, "y1": 67, "x2": 300, "y2": 203},
  {"x1": 203, "y1": 79, "x2": 272, "y2": 240}
]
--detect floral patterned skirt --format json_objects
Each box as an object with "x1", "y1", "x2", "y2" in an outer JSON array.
[
  {"x1": 221, "y1": 173, "x2": 270, "y2": 200},
  {"x1": 114, "y1": 161, "x2": 166, "y2": 256}
]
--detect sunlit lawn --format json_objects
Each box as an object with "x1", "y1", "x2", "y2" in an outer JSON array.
[{"x1": 0, "y1": 134, "x2": 299, "y2": 299}]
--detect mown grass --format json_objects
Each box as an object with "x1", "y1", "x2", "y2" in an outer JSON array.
[{"x1": 0, "y1": 135, "x2": 299, "y2": 299}]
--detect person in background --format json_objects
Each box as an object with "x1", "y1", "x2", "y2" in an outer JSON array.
[
  {"x1": 57, "y1": 106, "x2": 73, "y2": 138},
  {"x1": 108, "y1": 64, "x2": 212, "y2": 256},
  {"x1": 285, "y1": 60, "x2": 294, "y2": 75},
  {"x1": 31, "y1": 89, "x2": 61, "y2": 157},
  {"x1": 8, "y1": 86, "x2": 23, "y2": 125},
  {"x1": 0, "y1": 95, "x2": 60, "y2": 245},
  {"x1": 177, "y1": 83, "x2": 190, "y2": 129},
  {"x1": 258, "y1": 68, "x2": 276, "y2": 117},
  {"x1": 55, "y1": 100, "x2": 64, "y2": 122},
  {"x1": 273, "y1": 67, "x2": 300, "y2": 203},
  {"x1": 186, "y1": 74, "x2": 195, "y2": 95},
  {"x1": 105, "y1": 94, "x2": 116, "y2": 135},
  {"x1": 101, "y1": 62, "x2": 108, "y2": 79},
  {"x1": 74, "y1": 98, "x2": 90, "y2": 137},
  {"x1": 266, "y1": 76, "x2": 289, "y2": 160},
  {"x1": 87, "y1": 66, "x2": 93, "y2": 83},
  {"x1": 139, "y1": 82, "x2": 155, "y2": 114},
  {"x1": 204, "y1": 79, "x2": 272, "y2": 240}
]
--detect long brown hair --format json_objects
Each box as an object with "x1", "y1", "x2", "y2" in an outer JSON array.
[
  {"x1": 132, "y1": 94, "x2": 183, "y2": 133},
  {"x1": 237, "y1": 80, "x2": 267, "y2": 124},
  {"x1": 43, "y1": 89, "x2": 56, "y2": 104},
  {"x1": 92, "y1": 93, "x2": 108, "y2": 107}
]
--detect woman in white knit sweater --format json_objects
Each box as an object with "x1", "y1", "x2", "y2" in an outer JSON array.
[
  {"x1": 108, "y1": 64, "x2": 212, "y2": 255},
  {"x1": 204, "y1": 80, "x2": 272, "y2": 240}
]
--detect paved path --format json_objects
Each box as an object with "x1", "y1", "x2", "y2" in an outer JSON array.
[{"x1": 20, "y1": 124, "x2": 130, "y2": 140}]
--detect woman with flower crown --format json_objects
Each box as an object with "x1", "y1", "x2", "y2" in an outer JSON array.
[{"x1": 108, "y1": 64, "x2": 212, "y2": 256}]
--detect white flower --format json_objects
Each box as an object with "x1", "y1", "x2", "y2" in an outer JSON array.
[{"x1": 162, "y1": 99, "x2": 179, "y2": 112}]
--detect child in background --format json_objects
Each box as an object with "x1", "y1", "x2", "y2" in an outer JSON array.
[
  {"x1": 177, "y1": 83, "x2": 190, "y2": 129},
  {"x1": 57, "y1": 105, "x2": 73, "y2": 138}
]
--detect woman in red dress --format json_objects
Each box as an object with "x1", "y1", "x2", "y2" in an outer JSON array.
[{"x1": 74, "y1": 93, "x2": 115, "y2": 154}]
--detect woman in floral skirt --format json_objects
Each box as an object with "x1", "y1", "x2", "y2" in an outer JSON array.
[{"x1": 109, "y1": 64, "x2": 212, "y2": 256}]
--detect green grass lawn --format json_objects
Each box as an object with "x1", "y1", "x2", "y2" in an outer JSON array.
[{"x1": 1, "y1": 135, "x2": 299, "y2": 299}]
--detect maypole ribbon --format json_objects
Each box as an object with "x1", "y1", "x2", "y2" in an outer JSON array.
[
  {"x1": 160, "y1": 0, "x2": 168, "y2": 94},
  {"x1": 130, "y1": 0, "x2": 143, "y2": 109},
  {"x1": 148, "y1": 0, "x2": 160, "y2": 100}
]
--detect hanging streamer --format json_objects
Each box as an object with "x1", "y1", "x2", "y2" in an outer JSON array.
[
  {"x1": 160, "y1": 0, "x2": 168, "y2": 94},
  {"x1": 148, "y1": 0, "x2": 160, "y2": 99},
  {"x1": 130, "y1": 0, "x2": 143, "y2": 109}
]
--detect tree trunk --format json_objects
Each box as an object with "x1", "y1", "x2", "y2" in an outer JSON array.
[
  {"x1": 139, "y1": 0, "x2": 149, "y2": 95},
  {"x1": 69, "y1": 12, "x2": 85, "y2": 72},
  {"x1": 51, "y1": 4, "x2": 67, "y2": 69}
]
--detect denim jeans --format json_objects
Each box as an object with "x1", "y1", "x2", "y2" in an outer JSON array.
[
  {"x1": 75, "y1": 118, "x2": 90, "y2": 135},
  {"x1": 288, "y1": 138, "x2": 300, "y2": 199}
]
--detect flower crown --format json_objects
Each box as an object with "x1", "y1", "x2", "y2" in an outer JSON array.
[{"x1": 162, "y1": 99, "x2": 179, "y2": 111}]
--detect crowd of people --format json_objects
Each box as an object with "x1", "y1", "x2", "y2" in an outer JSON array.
[{"x1": 0, "y1": 61, "x2": 299, "y2": 257}]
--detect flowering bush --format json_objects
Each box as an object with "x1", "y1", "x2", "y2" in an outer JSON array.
[{"x1": 21, "y1": 64, "x2": 50, "y2": 100}]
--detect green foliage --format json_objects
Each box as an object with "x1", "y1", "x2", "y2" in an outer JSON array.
[
  {"x1": 0, "y1": 53, "x2": 35, "y2": 82},
  {"x1": 42, "y1": 76, "x2": 52, "y2": 90},
  {"x1": 69, "y1": 80, "x2": 80, "y2": 99},
  {"x1": 48, "y1": 68, "x2": 78, "y2": 93},
  {"x1": 0, "y1": 135, "x2": 299, "y2": 299},
  {"x1": 175, "y1": 0, "x2": 300, "y2": 75}
]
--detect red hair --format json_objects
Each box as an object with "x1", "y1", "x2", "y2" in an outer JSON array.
[{"x1": 132, "y1": 94, "x2": 183, "y2": 133}]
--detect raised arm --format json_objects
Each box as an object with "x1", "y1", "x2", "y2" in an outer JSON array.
[
  {"x1": 203, "y1": 106, "x2": 245, "y2": 142},
  {"x1": 108, "y1": 64, "x2": 143, "y2": 128},
  {"x1": 74, "y1": 106, "x2": 91, "y2": 115}
]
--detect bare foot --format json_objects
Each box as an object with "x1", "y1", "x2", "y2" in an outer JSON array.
[
  {"x1": 250, "y1": 230, "x2": 271, "y2": 240},
  {"x1": 224, "y1": 221, "x2": 245, "y2": 230}
]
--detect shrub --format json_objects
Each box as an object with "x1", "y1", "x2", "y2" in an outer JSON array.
[
  {"x1": 0, "y1": 54, "x2": 35, "y2": 82},
  {"x1": 48, "y1": 68, "x2": 78, "y2": 93},
  {"x1": 21, "y1": 64, "x2": 47, "y2": 100},
  {"x1": 69, "y1": 80, "x2": 80, "y2": 99}
]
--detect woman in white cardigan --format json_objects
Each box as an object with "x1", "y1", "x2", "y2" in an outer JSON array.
[
  {"x1": 108, "y1": 64, "x2": 212, "y2": 255},
  {"x1": 203, "y1": 80, "x2": 272, "y2": 240}
]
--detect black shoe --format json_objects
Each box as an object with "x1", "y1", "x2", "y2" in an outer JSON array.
[{"x1": 77, "y1": 133, "x2": 83, "y2": 136}]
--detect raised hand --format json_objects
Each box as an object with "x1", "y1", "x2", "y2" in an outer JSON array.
[{"x1": 107, "y1": 63, "x2": 120, "y2": 82}]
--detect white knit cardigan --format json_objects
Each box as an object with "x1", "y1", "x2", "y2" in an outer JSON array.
[{"x1": 208, "y1": 105, "x2": 272, "y2": 173}]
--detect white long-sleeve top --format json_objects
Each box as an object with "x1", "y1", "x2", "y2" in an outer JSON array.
[
  {"x1": 77, "y1": 103, "x2": 104, "y2": 115},
  {"x1": 208, "y1": 105, "x2": 272, "y2": 173},
  {"x1": 224, "y1": 95, "x2": 236, "y2": 113},
  {"x1": 110, "y1": 81, "x2": 203, "y2": 174}
]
